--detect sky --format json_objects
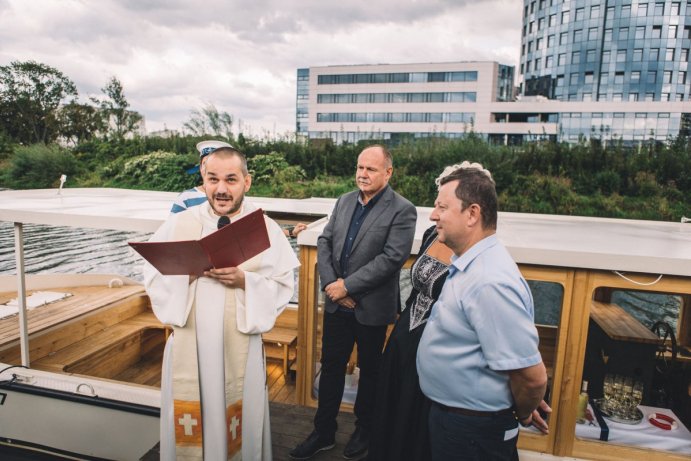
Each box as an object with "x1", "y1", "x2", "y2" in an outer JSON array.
[{"x1": 0, "y1": 0, "x2": 522, "y2": 138}]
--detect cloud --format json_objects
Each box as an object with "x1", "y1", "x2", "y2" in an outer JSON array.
[{"x1": 0, "y1": 0, "x2": 522, "y2": 135}]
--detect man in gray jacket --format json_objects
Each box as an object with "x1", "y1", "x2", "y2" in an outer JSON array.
[{"x1": 290, "y1": 145, "x2": 417, "y2": 460}]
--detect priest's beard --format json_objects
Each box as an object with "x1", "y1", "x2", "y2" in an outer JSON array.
[{"x1": 210, "y1": 192, "x2": 244, "y2": 217}]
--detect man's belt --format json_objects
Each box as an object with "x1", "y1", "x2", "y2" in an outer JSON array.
[{"x1": 436, "y1": 402, "x2": 515, "y2": 417}]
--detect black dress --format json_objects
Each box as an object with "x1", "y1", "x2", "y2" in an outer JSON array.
[{"x1": 368, "y1": 226, "x2": 450, "y2": 461}]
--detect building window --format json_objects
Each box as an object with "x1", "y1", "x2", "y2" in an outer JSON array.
[
  {"x1": 602, "y1": 51, "x2": 611, "y2": 62},
  {"x1": 529, "y1": 21, "x2": 535, "y2": 33},
  {"x1": 549, "y1": 14, "x2": 556, "y2": 27},
  {"x1": 574, "y1": 29, "x2": 583, "y2": 42},
  {"x1": 535, "y1": 58, "x2": 541, "y2": 70},
  {"x1": 621, "y1": 5, "x2": 631, "y2": 16},
  {"x1": 631, "y1": 71, "x2": 641, "y2": 82},
  {"x1": 638, "y1": 3, "x2": 648, "y2": 16},
  {"x1": 591, "y1": 5, "x2": 601, "y2": 18},
  {"x1": 526, "y1": 61, "x2": 531, "y2": 72},
  {"x1": 662, "y1": 92, "x2": 671, "y2": 101},
  {"x1": 645, "y1": 93, "x2": 655, "y2": 101},
  {"x1": 572, "y1": 51, "x2": 581, "y2": 64},
  {"x1": 683, "y1": 49, "x2": 690, "y2": 62},
  {"x1": 604, "y1": 28, "x2": 612, "y2": 41},
  {"x1": 650, "y1": 48, "x2": 659, "y2": 60},
  {"x1": 588, "y1": 27, "x2": 598, "y2": 40},
  {"x1": 538, "y1": 18, "x2": 545, "y2": 30},
  {"x1": 654, "y1": 2, "x2": 664, "y2": 15},
  {"x1": 560, "y1": 32, "x2": 568, "y2": 45},
  {"x1": 530, "y1": 1, "x2": 535, "y2": 13},
  {"x1": 647, "y1": 71, "x2": 657, "y2": 83},
  {"x1": 547, "y1": 34, "x2": 555, "y2": 47},
  {"x1": 652, "y1": 26, "x2": 662, "y2": 39},
  {"x1": 686, "y1": 26, "x2": 691, "y2": 39},
  {"x1": 536, "y1": 38, "x2": 543, "y2": 50},
  {"x1": 546, "y1": 55, "x2": 554, "y2": 68},
  {"x1": 679, "y1": 71, "x2": 687, "y2": 84},
  {"x1": 612, "y1": 93, "x2": 623, "y2": 101},
  {"x1": 669, "y1": 25, "x2": 678, "y2": 38},
  {"x1": 570, "y1": 72, "x2": 579, "y2": 84},
  {"x1": 619, "y1": 27, "x2": 629, "y2": 40},
  {"x1": 671, "y1": 2, "x2": 681, "y2": 15},
  {"x1": 575, "y1": 7, "x2": 585, "y2": 20},
  {"x1": 586, "y1": 50, "x2": 596, "y2": 62},
  {"x1": 600, "y1": 72, "x2": 609, "y2": 84},
  {"x1": 556, "y1": 75, "x2": 564, "y2": 87},
  {"x1": 664, "y1": 71, "x2": 673, "y2": 83},
  {"x1": 558, "y1": 53, "x2": 566, "y2": 65},
  {"x1": 583, "y1": 93, "x2": 593, "y2": 101},
  {"x1": 528, "y1": 41, "x2": 533, "y2": 53},
  {"x1": 562, "y1": 10, "x2": 570, "y2": 23},
  {"x1": 539, "y1": 0, "x2": 546, "y2": 9},
  {"x1": 585, "y1": 72, "x2": 594, "y2": 84},
  {"x1": 629, "y1": 93, "x2": 639, "y2": 101},
  {"x1": 615, "y1": 72, "x2": 625, "y2": 84},
  {"x1": 616, "y1": 50, "x2": 626, "y2": 62},
  {"x1": 666, "y1": 48, "x2": 675, "y2": 61},
  {"x1": 636, "y1": 26, "x2": 646, "y2": 39}
]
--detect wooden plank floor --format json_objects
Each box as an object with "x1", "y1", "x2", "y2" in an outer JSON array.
[{"x1": 268, "y1": 361, "x2": 359, "y2": 461}]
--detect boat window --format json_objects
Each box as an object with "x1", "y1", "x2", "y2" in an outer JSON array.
[{"x1": 579, "y1": 285, "x2": 690, "y2": 454}]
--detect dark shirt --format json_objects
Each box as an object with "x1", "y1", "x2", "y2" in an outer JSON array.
[{"x1": 337, "y1": 185, "x2": 388, "y2": 312}]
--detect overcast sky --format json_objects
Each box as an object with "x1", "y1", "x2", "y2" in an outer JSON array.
[{"x1": 0, "y1": 0, "x2": 522, "y2": 137}]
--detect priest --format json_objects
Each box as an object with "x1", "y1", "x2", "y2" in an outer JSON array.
[{"x1": 143, "y1": 146, "x2": 300, "y2": 460}]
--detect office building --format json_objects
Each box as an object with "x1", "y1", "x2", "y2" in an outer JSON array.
[{"x1": 296, "y1": 1, "x2": 691, "y2": 144}]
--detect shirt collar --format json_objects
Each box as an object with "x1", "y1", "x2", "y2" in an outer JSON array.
[
  {"x1": 448, "y1": 234, "x2": 499, "y2": 276},
  {"x1": 358, "y1": 184, "x2": 388, "y2": 207}
]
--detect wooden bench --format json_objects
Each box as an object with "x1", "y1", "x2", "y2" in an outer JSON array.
[
  {"x1": 33, "y1": 312, "x2": 168, "y2": 381},
  {"x1": 263, "y1": 327, "x2": 297, "y2": 377}
]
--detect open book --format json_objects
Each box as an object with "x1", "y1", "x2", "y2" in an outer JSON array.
[{"x1": 129, "y1": 208, "x2": 270, "y2": 275}]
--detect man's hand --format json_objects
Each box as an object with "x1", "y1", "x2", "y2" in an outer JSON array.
[
  {"x1": 204, "y1": 267, "x2": 245, "y2": 289},
  {"x1": 336, "y1": 295, "x2": 356, "y2": 309},
  {"x1": 325, "y1": 278, "x2": 348, "y2": 301},
  {"x1": 528, "y1": 400, "x2": 551, "y2": 434}
]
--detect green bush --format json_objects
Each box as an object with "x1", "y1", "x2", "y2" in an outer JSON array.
[
  {"x1": 102, "y1": 150, "x2": 198, "y2": 191},
  {"x1": 1, "y1": 144, "x2": 79, "y2": 189}
]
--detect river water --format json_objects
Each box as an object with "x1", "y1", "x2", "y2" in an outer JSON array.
[{"x1": 0, "y1": 222, "x2": 679, "y2": 331}]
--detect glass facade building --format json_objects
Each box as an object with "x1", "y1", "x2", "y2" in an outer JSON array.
[{"x1": 519, "y1": 0, "x2": 691, "y2": 141}]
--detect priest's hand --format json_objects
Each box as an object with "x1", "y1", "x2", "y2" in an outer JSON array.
[{"x1": 205, "y1": 267, "x2": 245, "y2": 289}]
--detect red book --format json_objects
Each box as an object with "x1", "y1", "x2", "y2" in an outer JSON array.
[{"x1": 129, "y1": 208, "x2": 270, "y2": 275}]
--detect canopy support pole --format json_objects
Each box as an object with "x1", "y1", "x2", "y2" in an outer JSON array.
[{"x1": 14, "y1": 222, "x2": 29, "y2": 367}]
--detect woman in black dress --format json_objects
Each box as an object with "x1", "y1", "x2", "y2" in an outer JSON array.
[{"x1": 367, "y1": 224, "x2": 452, "y2": 461}]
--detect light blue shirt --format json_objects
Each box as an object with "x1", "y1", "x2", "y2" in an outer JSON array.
[{"x1": 416, "y1": 234, "x2": 541, "y2": 411}]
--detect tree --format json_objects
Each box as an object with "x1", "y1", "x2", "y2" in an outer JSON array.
[
  {"x1": 91, "y1": 77, "x2": 143, "y2": 139},
  {"x1": 183, "y1": 104, "x2": 233, "y2": 140},
  {"x1": 0, "y1": 60, "x2": 78, "y2": 144},
  {"x1": 58, "y1": 101, "x2": 104, "y2": 145}
]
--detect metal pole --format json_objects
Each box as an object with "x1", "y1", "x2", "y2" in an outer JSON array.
[{"x1": 14, "y1": 222, "x2": 29, "y2": 367}]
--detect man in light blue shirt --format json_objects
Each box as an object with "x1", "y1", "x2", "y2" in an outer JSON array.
[{"x1": 416, "y1": 163, "x2": 548, "y2": 461}]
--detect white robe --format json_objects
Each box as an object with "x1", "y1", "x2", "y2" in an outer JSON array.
[{"x1": 144, "y1": 201, "x2": 300, "y2": 460}]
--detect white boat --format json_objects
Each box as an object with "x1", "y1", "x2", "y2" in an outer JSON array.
[{"x1": 0, "y1": 187, "x2": 690, "y2": 461}]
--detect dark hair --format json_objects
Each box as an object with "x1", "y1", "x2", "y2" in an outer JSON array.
[
  {"x1": 202, "y1": 147, "x2": 248, "y2": 176},
  {"x1": 439, "y1": 168, "x2": 497, "y2": 230}
]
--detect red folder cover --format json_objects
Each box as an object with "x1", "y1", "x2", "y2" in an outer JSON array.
[{"x1": 129, "y1": 208, "x2": 270, "y2": 275}]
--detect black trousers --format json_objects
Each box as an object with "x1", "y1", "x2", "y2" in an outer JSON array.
[{"x1": 314, "y1": 309, "x2": 388, "y2": 437}]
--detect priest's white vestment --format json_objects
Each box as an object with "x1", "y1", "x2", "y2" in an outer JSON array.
[{"x1": 144, "y1": 201, "x2": 299, "y2": 460}]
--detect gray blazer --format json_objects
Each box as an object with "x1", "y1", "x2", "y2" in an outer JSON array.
[{"x1": 317, "y1": 186, "x2": 417, "y2": 326}]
